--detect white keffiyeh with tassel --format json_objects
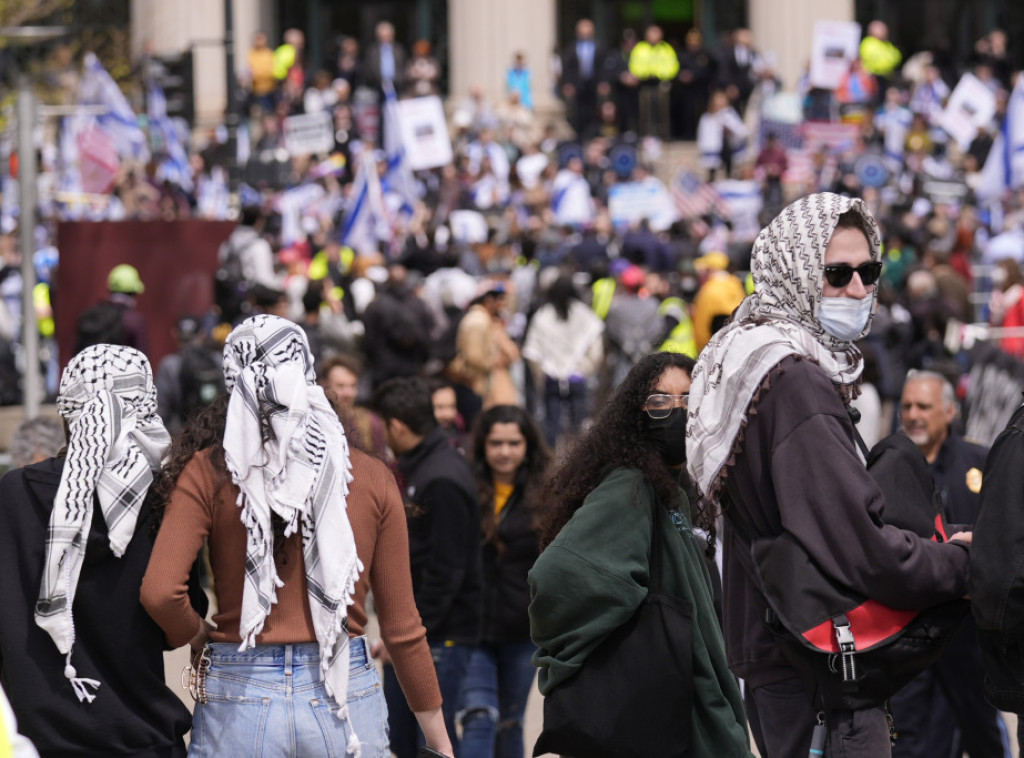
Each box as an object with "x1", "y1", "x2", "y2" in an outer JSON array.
[
  {"x1": 222, "y1": 315, "x2": 362, "y2": 740},
  {"x1": 35, "y1": 344, "x2": 170, "y2": 703}
]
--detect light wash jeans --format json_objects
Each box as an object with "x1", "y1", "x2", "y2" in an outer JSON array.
[{"x1": 188, "y1": 637, "x2": 388, "y2": 757}]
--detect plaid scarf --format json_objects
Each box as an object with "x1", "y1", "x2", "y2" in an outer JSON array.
[
  {"x1": 687, "y1": 192, "x2": 882, "y2": 503},
  {"x1": 35, "y1": 344, "x2": 170, "y2": 703},
  {"x1": 222, "y1": 315, "x2": 362, "y2": 730}
]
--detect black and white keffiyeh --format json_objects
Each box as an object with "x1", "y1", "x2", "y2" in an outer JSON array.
[
  {"x1": 222, "y1": 315, "x2": 362, "y2": 730},
  {"x1": 687, "y1": 192, "x2": 882, "y2": 502},
  {"x1": 35, "y1": 344, "x2": 170, "y2": 703}
]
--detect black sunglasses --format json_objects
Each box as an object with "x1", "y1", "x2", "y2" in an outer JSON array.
[{"x1": 823, "y1": 261, "x2": 883, "y2": 288}]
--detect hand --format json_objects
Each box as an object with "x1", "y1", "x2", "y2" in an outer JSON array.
[
  {"x1": 189, "y1": 618, "x2": 214, "y2": 658},
  {"x1": 370, "y1": 639, "x2": 391, "y2": 664},
  {"x1": 949, "y1": 531, "x2": 973, "y2": 545}
]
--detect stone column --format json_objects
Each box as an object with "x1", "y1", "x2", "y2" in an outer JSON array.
[
  {"x1": 748, "y1": 0, "x2": 855, "y2": 90},
  {"x1": 448, "y1": 0, "x2": 558, "y2": 113}
]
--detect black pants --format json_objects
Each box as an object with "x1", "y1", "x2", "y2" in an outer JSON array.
[
  {"x1": 746, "y1": 677, "x2": 892, "y2": 758},
  {"x1": 889, "y1": 620, "x2": 1007, "y2": 758}
]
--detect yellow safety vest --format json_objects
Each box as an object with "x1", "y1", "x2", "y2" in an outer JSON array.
[
  {"x1": 591, "y1": 278, "x2": 616, "y2": 320},
  {"x1": 628, "y1": 41, "x2": 680, "y2": 81},
  {"x1": 657, "y1": 297, "x2": 697, "y2": 357},
  {"x1": 33, "y1": 282, "x2": 54, "y2": 338},
  {"x1": 859, "y1": 37, "x2": 902, "y2": 76}
]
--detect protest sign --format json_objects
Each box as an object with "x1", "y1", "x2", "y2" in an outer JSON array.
[
  {"x1": 809, "y1": 21, "x2": 861, "y2": 90},
  {"x1": 397, "y1": 95, "x2": 453, "y2": 170},
  {"x1": 940, "y1": 73, "x2": 997, "y2": 150},
  {"x1": 283, "y1": 111, "x2": 335, "y2": 156}
]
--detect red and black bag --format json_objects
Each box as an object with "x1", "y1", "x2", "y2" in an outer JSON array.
[{"x1": 747, "y1": 429, "x2": 969, "y2": 711}]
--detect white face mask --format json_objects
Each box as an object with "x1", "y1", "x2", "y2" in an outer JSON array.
[{"x1": 818, "y1": 296, "x2": 874, "y2": 341}]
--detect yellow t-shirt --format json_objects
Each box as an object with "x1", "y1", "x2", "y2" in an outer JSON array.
[{"x1": 494, "y1": 481, "x2": 515, "y2": 516}]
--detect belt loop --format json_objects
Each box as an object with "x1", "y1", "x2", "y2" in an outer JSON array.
[{"x1": 284, "y1": 644, "x2": 293, "y2": 677}]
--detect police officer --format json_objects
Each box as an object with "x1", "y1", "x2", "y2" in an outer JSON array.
[{"x1": 890, "y1": 369, "x2": 1008, "y2": 758}]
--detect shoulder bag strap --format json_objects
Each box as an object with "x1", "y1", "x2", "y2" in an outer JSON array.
[{"x1": 647, "y1": 483, "x2": 665, "y2": 594}]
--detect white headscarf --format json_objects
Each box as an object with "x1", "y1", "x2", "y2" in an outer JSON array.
[
  {"x1": 221, "y1": 315, "x2": 362, "y2": 735},
  {"x1": 687, "y1": 192, "x2": 882, "y2": 502},
  {"x1": 36, "y1": 344, "x2": 170, "y2": 703}
]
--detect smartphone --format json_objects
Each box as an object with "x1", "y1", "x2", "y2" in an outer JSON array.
[{"x1": 416, "y1": 749, "x2": 448, "y2": 758}]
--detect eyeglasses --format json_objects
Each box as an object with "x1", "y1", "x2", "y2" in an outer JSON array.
[
  {"x1": 823, "y1": 261, "x2": 883, "y2": 288},
  {"x1": 644, "y1": 394, "x2": 689, "y2": 419}
]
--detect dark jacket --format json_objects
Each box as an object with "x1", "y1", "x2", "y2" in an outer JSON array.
[
  {"x1": 971, "y1": 402, "x2": 1024, "y2": 711},
  {"x1": 722, "y1": 355, "x2": 971, "y2": 688},
  {"x1": 0, "y1": 458, "x2": 205, "y2": 758},
  {"x1": 362, "y1": 283, "x2": 434, "y2": 389},
  {"x1": 398, "y1": 427, "x2": 482, "y2": 645},
  {"x1": 481, "y1": 487, "x2": 540, "y2": 643},
  {"x1": 930, "y1": 432, "x2": 988, "y2": 526}
]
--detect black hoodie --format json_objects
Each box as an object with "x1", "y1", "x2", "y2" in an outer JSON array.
[{"x1": 0, "y1": 458, "x2": 206, "y2": 758}]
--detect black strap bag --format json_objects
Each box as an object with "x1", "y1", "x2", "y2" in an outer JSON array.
[
  {"x1": 740, "y1": 424, "x2": 969, "y2": 712},
  {"x1": 533, "y1": 493, "x2": 693, "y2": 758}
]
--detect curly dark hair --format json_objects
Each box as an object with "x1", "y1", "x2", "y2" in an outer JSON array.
[
  {"x1": 470, "y1": 405, "x2": 552, "y2": 552},
  {"x1": 539, "y1": 352, "x2": 716, "y2": 552}
]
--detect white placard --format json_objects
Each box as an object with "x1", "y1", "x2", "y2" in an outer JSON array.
[
  {"x1": 283, "y1": 111, "x2": 335, "y2": 156},
  {"x1": 397, "y1": 96, "x2": 454, "y2": 170},
  {"x1": 809, "y1": 20, "x2": 862, "y2": 90},
  {"x1": 940, "y1": 73, "x2": 998, "y2": 150},
  {"x1": 608, "y1": 180, "x2": 678, "y2": 232}
]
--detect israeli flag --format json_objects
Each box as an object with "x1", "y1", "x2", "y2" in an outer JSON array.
[
  {"x1": 148, "y1": 83, "x2": 194, "y2": 191},
  {"x1": 382, "y1": 84, "x2": 419, "y2": 215},
  {"x1": 977, "y1": 76, "x2": 1024, "y2": 203},
  {"x1": 78, "y1": 53, "x2": 149, "y2": 162},
  {"x1": 342, "y1": 149, "x2": 389, "y2": 256}
]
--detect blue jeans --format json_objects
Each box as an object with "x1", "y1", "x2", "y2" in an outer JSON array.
[
  {"x1": 543, "y1": 376, "x2": 587, "y2": 448},
  {"x1": 188, "y1": 637, "x2": 388, "y2": 757},
  {"x1": 383, "y1": 642, "x2": 471, "y2": 758},
  {"x1": 458, "y1": 641, "x2": 538, "y2": 758}
]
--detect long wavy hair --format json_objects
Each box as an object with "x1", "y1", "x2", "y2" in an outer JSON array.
[
  {"x1": 539, "y1": 352, "x2": 715, "y2": 552},
  {"x1": 470, "y1": 405, "x2": 552, "y2": 551}
]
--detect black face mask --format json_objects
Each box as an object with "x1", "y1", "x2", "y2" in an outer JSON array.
[{"x1": 648, "y1": 407, "x2": 688, "y2": 467}]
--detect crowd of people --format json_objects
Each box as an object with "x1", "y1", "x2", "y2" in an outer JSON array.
[{"x1": 3, "y1": 12, "x2": 1024, "y2": 758}]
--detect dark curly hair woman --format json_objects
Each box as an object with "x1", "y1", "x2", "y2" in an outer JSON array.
[
  {"x1": 528, "y1": 351, "x2": 754, "y2": 757},
  {"x1": 459, "y1": 405, "x2": 551, "y2": 758}
]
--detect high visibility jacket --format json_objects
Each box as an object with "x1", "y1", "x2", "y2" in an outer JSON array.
[
  {"x1": 33, "y1": 283, "x2": 53, "y2": 338},
  {"x1": 591, "y1": 277, "x2": 616, "y2": 320},
  {"x1": 628, "y1": 41, "x2": 680, "y2": 82},
  {"x1": 657, "y1": 297, "x2": 697, "y2": 357},
  {"x1": 859, "y1": 37, "x2": 901, "y2": 76},
  {"x1": 272, "y1": 43, "x2": 298, "y2": 81}
]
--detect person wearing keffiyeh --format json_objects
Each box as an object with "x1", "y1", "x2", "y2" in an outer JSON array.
[
  {"x1": 0, "y1": 344, "x2": 198, "y2": 756},
  {"x1": 685, "y1": 193, "x2": 973, "y2": 758},
  {"x1": 142, "y1": 314, "x2": 454, "y2": 757}
]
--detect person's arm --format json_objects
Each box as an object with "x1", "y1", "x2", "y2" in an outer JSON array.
[
  {"x1": 413, "y1": 478, "x2": 478, "y2": 633},
  {"x1": 529, "y1": 470, "x2": 651, "y2": 693},
  {"x1": 140, "y1": 456, "x2": 215, "y2": 647},
  {"x1": 414, "y1": 707, "x2": 454, "y2": 757},
  {"x1": 771, "y1": 388, "x2": 969, "y2": 609}
]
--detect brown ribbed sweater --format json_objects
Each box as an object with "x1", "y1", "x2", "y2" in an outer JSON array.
[{"x1": 140, "y1": 446, "x2": 441, "y2": 712}]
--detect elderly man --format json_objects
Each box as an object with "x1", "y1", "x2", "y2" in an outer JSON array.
[
  {"x1": 687, "y1": 193, "x2": 972, "y2": 757},
  {"x1": 889, "y1": 370, "x2": 1007, "y2": 758}
]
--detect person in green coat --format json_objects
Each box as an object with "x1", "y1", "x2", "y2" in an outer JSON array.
[{"x1": 528, "y1": 351, "x2": 753, "y2": 757}]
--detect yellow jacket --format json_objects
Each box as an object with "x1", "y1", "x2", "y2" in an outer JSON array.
[
  {"x1": 859, "y1": 37, "x2": 901, "y2": 76},
  {"x1": 629, "y1": 41, "x2": 680, "y2": 81}
]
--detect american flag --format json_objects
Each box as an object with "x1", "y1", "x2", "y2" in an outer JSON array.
[
  {"x1": 671, "y1": 170, "x2": 721, "y2": 219},
  {"x1": 802, "y1": 121, "x2": 861, "y2": 152}
]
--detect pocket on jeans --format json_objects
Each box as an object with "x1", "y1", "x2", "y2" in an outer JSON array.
[
  {"x1": 310, "y1": 682, "x2": 389, "y2": 758},
  {"x1": 190, "y1": 692, "x2": 270, "y2": 757}
]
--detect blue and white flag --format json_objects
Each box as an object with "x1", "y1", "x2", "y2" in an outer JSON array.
[
  {"x1": 382, "y1": 85, "x2": 419, "y2": 215},
  {"x1": 341, "y1": 149, "x2": 389, "y2": 256},
  {"x1": 78, "y1": 53, "x2": 149, "y2": 162},
  {"x1": 148, "y1": 84, "x2": 193, "y2": 191},
  {"x1": 977, "y1": 76, "x2": 1024, "y2": 203}
]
